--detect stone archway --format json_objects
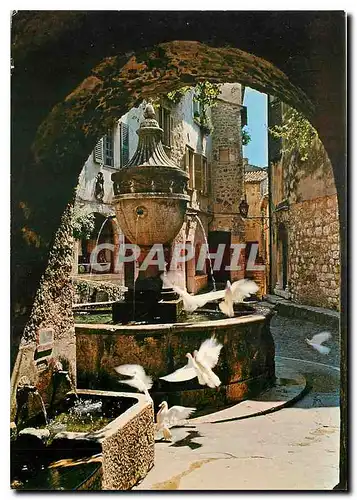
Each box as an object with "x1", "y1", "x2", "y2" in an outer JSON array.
[
  {"x1": 12, "y1": 40, "x2": 317, "y2": 326},
  {"x1": 11, "y1": 13, "x2": 346, "y2": 488}
]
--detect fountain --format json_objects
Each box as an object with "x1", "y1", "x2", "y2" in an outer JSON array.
[
  {"x1": 75, "y1": 103, "x2": 276, "y2": 411},
  {"x1": 111, "y1": 103, "x2": 190, "y2": 323},
  {"x1": 11, "y1": 104, "x2": 276, "y2": 491}
]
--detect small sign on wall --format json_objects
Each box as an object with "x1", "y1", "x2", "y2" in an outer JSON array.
[{"x1": 36, "y1": 327, "x2": 54, "y2": 353}]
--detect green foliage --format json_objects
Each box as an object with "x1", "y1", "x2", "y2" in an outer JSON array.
[
  {"x1": 72, "y1": 278, "x2": 125, "y2": 304},
  {"x1": 193, "y1": 81, "x2": 220, "y2": 136},
  {"x1": 269, "y1": 106, "x2": 317, "y2": 162},
  {"x1": 193, "y1": 81, "x2": 221, "y2": 108},
  {"x1": 193, "y1": 111, "x2": 214, "y2": 136},
  {"x1": 242, "y1": 126, "x2": 251, "y2": 146},
  {"x1": 166, "y1": 86, "x2": 191, "y2": 104},
  {"x1": 72, "y1": 210, "x2": 95, "y2": 240}
]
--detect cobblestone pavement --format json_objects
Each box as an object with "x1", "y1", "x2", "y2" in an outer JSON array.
[{"x1": 270, "y1": 314, "x2": 340, "y2": 368}]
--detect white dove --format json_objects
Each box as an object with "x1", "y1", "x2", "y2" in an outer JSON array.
[
  {"x1": 218, "y1": 279, "x2": 259, "y2": 317},
  {"x1": 230, "y1": 279, "x2": 259, "y2": 303},
  {"x1": 219, "y1": 280, "x2": 235, "y2": 317},
  {"x1": 305, "y1": 331, "x2": 332, "y2": 355},
  {"x1": 114, "y1": 364, "x2": 153, "y2": 401},
  {"x1": 161, "y1": 272, "x2": 225, "y2": 312},
  {"x1": 160, "y1": 336, "x2": 223, "y2": 388},
  {"x1": 156, "y1": 401, "x2": 196, "y2": 441}
]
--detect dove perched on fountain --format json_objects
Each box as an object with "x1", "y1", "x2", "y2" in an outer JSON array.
[
  {"x1": 161, "y1": 273, "x2": 258, "y2": 314},
  {"x1": 156, "y1": 401, "x2": 196, "y2": 441},
  {"x1": 219, "y1": 280, "x2": 235, "y2": 317},
  {"x1": 229, "y1": 279, "x2": 259, "y2": 303},
  {"x1": 160, "y1": 336, "x2": 223, "y2": 388},
  {"x1": 218, "y1": 279, "x2": 259, "y2": 317},
  {"x1": 161, "y1": 272, "x2": 225, "y2": 312},
  {"x1": 305, "y1": 331, "x2": 331, "y2": 355},
  {"x1": 114, "y1": 364, "x2": 153, "y2": 401}
]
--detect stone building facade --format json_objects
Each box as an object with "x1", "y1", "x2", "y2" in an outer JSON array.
[
  {"x1": 268, "y1": 97, "x2": 340, "y2": 310},
  {"x1": 73, "y1": 83, "x2": 252, "y2": 296},
  {"x1": 244, "y1": 162, "x2": 269, "y2": 296}
]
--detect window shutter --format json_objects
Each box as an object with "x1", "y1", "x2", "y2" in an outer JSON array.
[
  {"x1": 194, "y1": 153, "x2": 203, "y2": 192},
  {"x1": 170, "y1": 115, "x2": 174, "y2": 148},
  {"x1": 207, "y1": 161, "x2": 212, "y2": 195},
  {"x1": 202, "y1": 157, "x2": 208, "y2": 194},
  {"x1": 120, "y1": 123, "x2": 130, "y2": 166},
  {"x1": 93, "y1": 138, "x2": 104, "y2": 164}
]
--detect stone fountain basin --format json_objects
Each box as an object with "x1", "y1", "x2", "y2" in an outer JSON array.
[
  {"x1": 113, "y1": 193, "x2": 189, "y2": 246},
  {"x1": 75, "y1": 310, "x2": 275, "y2": 409},
  {"x1": 12, "y1": 390, "x2": 154, "y2": 491}
]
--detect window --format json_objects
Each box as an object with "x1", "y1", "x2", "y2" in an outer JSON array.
[
  {"x1": 186, "y1": 146, "x2": 194, "y2": 189},
  {"x1": 157, "y1": 106, "x2": 172, "y2": 149},
  {"x1": 93, "y1": 123, "x2": 130, "y2": 169},
  {"x1": 104, "y1": 130, "x2": 114, "y2": 167},
  {"x1": 193, "y1": 99, "x2": 201, "y2": 119},
  {"x1": 219, "y1": 148, "x2": 230, "y2": 163},
  {"x1": 120, "y1": 122, "x2": 129, "y2": 167},
  {"x1": 93, "y1": 130, "x2": 115, "y2": 167}
]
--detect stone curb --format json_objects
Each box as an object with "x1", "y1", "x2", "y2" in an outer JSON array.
[
  {"x1": 189, "y1": 360, "x2": 308, "y2": 425},
  {"x1": 263, "y1": 295, "x2": 339, "y2": 329}
]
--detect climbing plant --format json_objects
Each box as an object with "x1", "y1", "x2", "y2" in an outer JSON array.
[
  {"x1": 192, "y1": 81, "x2": 220, "y2": 136},
  {"x1": 242, "y1": 126, "x2": 252, "y2": 146},
  {"x1": 166, "y1": 86, "x2": 191, "y2": 104},
  {"x1": 72, "y1": 210, "x2": 95, "y2": 240},
  {"x1": 165, "y1": 81, "x2": 221, "y2": 136},
  {"x1": 269, "y1": 106, "x2": 317, "y2": 162}
]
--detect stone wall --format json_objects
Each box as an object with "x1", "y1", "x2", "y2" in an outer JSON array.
[
  {"x1": 11, "y1": 206, "x2": 77, "y2": 419},
  {"x1": 269, "y1": 102, "x2": 340, "y2": 310},
  {"x1": 289, "y1": 194, "x2": 340, "y2": 310}
]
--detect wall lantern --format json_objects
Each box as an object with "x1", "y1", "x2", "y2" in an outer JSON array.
[{"x1": 239, "y1": 197, "x2": 249, "y2": 218}]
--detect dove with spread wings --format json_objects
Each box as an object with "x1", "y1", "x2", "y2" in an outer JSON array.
[
  {"x1": 114, "y1": 364, "x2": 153, "y2": 401},
  {"x1": 156, "y1": 401, "x2": 196, "y2": 441},
  {"x1": 161, "y1": 272, "x2": 258, "y2": 316},
  {"x1": 160, "y1": 336, "x2": 223, "y2": 388},
  {"x1": 305, "y1": 331, "x2": 331, "y2": 355}
]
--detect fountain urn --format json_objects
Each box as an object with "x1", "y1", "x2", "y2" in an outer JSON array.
[{"x1": 112, "y1": 103, "x2": 189, "y2": 249}]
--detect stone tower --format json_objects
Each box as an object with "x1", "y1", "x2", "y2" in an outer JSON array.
[{"x1": 209, "y1": 83, "x2": 246, "y2": 283}]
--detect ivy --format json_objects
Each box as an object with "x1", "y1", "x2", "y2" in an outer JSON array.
[
  {"x1": 163, "y1": 81, "x2": 221, "y2": 136},
  {"x1": 269, "y1": 106, "x2": 317, "y2": 162},
  {"x1": 166, "y1": 86, "x2": 191, "y2": 104},
  {"x1": 72, "y1": 209, "x2": 95, "y2": 240},
  {"x1": 72, "y1": 277, "x2": 125, "y2": 304},
  {"x1": 193, "y1": 111, "x2": 214, "y2": 136},
  {"x1": 193, "y1": 81, "x2": 221, "y2": 109},
  {"x1": 242, "y1": 126, "x2": 251, "y2": 146}
]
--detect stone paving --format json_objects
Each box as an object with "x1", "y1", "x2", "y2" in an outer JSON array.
[
  {"x1": 270, "y1": 314, "x2": 340, "y2": 367},
  {"x1": 135, "y1": 313, "x2": 340, "y2": 491}
]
